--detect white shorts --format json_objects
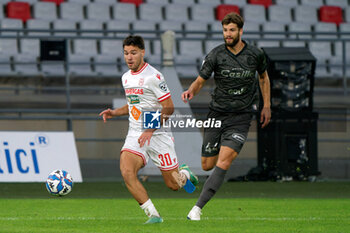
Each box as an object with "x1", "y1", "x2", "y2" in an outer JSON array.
[{"x1": 121, "y1": 133, "x2": 179, "y2": 171}]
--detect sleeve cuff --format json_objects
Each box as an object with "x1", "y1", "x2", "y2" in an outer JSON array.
[{"x1": 158, "y1": 93, "x2": 171, "y2": 102}]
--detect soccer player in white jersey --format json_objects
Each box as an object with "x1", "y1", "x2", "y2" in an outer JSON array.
[{"x1": 99, "y1": 35, "x2": 199, "y2": 224}]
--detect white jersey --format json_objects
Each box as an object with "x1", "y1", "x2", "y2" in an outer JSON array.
[{"x1": 122, "y1": 63, "x2": 171, "y2": 136}]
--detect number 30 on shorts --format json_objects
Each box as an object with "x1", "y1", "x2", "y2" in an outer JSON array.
[{"x1": 158, "y1": 153, "x2": 172, "y2": 166}]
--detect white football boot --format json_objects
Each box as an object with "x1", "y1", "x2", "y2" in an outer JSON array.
[{"x1": 187, "y1": 206, "x2": 202, "y2": 221}]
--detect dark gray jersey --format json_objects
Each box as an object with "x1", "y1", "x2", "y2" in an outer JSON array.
[{"x1": 199, "y1": 41, "x2": 267, "y2": 112}]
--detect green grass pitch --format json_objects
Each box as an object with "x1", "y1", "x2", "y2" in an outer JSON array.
[{"x1": 0, "y1": 182, "x2": 349, "y2": 233}]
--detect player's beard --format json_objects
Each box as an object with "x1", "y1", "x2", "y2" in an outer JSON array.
[{"x1": 224, "y1": 34, "x2": 240, "y2": 48}]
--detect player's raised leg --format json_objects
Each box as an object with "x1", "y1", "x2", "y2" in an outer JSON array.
[
  {"x1": 187, "y1": 146, "x2": 238, "y2": 220},
  {"x1": 161, "y1": 164, "x2": 198, "y2": 193},
  {"x1": 120, "y1": 151, "x2": 163, "y2": 224}
]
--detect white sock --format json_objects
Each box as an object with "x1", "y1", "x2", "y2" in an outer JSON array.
[
  {"x1": 180, "y1": 169, "x2": 190, "y2": 180},
  {"x1": 140, "y1": 199, "x2": 160, "y2": 218}
]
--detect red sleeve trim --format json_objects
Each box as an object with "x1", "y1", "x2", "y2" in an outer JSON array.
[{"x1": 158, "y1": 93, "x2": 171, "y2": 102}]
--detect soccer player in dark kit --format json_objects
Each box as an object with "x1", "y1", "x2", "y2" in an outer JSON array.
[{"x1": 182, "y1": 12, "x2": 271, "y2": 220}]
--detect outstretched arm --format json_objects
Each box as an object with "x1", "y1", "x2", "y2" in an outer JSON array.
[
  {"x1": 258, "y1": 71, "x2": 271, "y2": 128},
  {"x1": 181, "y1": 76, "x2": 207, "y2": 103},
  {"x1": 99, "y1": 104, "x2": 129, "y2": 123}
]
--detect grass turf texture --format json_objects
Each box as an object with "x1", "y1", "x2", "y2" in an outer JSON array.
[{"x1": 0, "y1": 182, "x2": 349, "y2": 233}]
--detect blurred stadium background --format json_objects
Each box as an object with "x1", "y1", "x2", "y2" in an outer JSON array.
[{"x1": 0, "y1": 0, "x2": 349, "y2": 182}]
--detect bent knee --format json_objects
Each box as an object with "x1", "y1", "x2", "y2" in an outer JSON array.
[
  {"x1": 201, "y1": 157, "x2": 217, "y2": 171},
  {"x1": 202, "y1": 163, "x2": 214, "y2": 171}
]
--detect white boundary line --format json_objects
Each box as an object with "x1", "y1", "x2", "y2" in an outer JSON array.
[{"x1": 0, "y1": 216, "x2": 348, "y2": 221}]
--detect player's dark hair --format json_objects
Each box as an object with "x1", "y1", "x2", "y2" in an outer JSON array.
[
  {"x1": 221, "y1": 12, "x2": 244, "y2": 29},
  {"x1": 123, "y1": 35, "x2": 145, "y2": 50}
]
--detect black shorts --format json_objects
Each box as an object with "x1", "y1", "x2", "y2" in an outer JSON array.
[{"x1": 201, "y1": 110, "x2": 253, "y2": 157}]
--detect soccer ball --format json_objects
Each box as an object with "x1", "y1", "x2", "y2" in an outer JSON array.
[{"x1": 46, "y1": 169, "x2": 73, "y2": 196}]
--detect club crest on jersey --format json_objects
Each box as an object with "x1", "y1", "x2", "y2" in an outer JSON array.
[
  {"x1": 125, "y1": 88, "x2": 144, "y2": 95},
  {"x1": 139, "y1": 77, "x2": 144, "y2": 86},
  {"x1": 159, "y1": 81, "x2": 168, "y2": 92},
  {"x1": 156, "y1": 74, "x2": 161, "y2": 80},
  {"x1": 127, "y1": 95, "x2": 140, "y2": 104}
]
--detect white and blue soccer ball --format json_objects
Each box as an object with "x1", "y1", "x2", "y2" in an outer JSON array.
[{"x1": 46, "y1": 169, "x2": 73, "y2": 196}]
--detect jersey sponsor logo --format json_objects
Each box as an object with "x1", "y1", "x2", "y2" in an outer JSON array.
[
  {"x1": 221, "y1": 69, "x2": 254, "y2": 78},
  {"x1": 232, "y1": 133, "x2": 246, "y2": 143},
  {"x1": 127, "y1": 95, "x2": 140, "y2": 104},
  {"x1": 158, "y1": 81, "x2": 168, "y2": 92},
  {"x1": 125, "y1": 88, "x2": 144, "y2": 95},
  {"x1": 228, "y1": 87, "x2": 245, "y2": 95},
  {"x1": 130, "y1": 106, "x2": 142, "y2": 121}
]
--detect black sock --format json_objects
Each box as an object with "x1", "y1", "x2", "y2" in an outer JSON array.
[{"x1": 196, "y1": 166, "x2": 227, "y2": 209}]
